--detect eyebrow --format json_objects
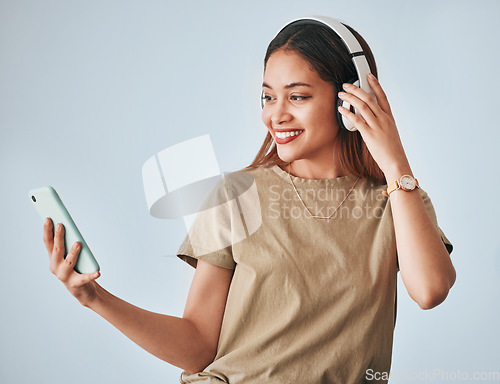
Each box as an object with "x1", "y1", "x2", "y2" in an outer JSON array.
[{"x1": 262, "y1": 82, "x2": 312, "y2": 89}]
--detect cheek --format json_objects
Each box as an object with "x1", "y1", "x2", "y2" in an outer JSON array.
[{"x1": 310, "y1": 107, "x2": 339, "y2": 138}]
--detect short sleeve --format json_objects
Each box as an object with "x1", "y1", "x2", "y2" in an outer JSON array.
[
  {"x1": 176, "y1": 177, "x2": 236, "y2": 270},
  {"x1": 419, "y1": 188, "x2": 453, "y2": 255}
]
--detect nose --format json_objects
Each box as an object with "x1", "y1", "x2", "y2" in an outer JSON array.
[{"x1": 270, "y1": 99, "x2": 293, "y2": 126}]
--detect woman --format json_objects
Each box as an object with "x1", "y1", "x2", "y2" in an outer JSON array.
[{"x1": 43, "y1": 17, "x2": 455, "y2": 383}]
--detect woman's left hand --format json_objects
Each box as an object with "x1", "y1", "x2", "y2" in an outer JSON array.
[{"x1": 337, "y1": 74, "x2": 411, "y2": 181}]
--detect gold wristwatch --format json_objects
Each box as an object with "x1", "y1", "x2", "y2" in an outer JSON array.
[{"x1": 383, "y1": 175, "x2": 419, "y2": 197}]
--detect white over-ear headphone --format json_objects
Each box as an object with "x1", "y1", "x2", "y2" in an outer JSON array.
[{"x1": 264, "y1": 16, "x2": 375, "y2": 132}]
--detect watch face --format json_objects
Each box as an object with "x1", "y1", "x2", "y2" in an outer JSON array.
[{"x1": 400, "y1": 175, "x2": 416, "y2": 191}]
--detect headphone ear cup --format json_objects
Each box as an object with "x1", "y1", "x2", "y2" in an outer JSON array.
[
  {"x1": 341, "y1": 100, "x2": 356, "y2": 131},
  {"x1": 336, "y1": 78, "x2": 358, "y2": 132},
  {"x1": 335, "y1": 96, "x2": 348, "y2": 130}
]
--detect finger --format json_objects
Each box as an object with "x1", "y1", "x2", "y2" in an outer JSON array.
[
  {"x1": 71, "y1": 270, "x2": 101, "y2": 287},
  {"x1": 58, "y1": 242, "x2": 82, "y2": 281},
  {"x1": 43, "y1": 218, "x2": 54, "y2": 254},
  {"x1": 337, "y1": 105, "x2": 371, "y2": 135},
  {"x1": 366, "y1": 74, "x2": 392, "y2": 115},
  {"x1": 52, "y1": 223, "x2": 66, "y2": 264},
  {"x1": 338, "y1": 91, "x2": 379, "y2": 129},
  {"x1": 342, "y1": 82, "x2": 382, "y2": 117}
]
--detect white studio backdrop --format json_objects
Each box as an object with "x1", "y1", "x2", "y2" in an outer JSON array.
[{"x1": 1, "y1": 0, "x2": 499, "y2": 383}]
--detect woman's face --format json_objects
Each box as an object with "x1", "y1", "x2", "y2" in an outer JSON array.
[{"x1": 262, "y1": 49, "x2": 340, "y2": 166}]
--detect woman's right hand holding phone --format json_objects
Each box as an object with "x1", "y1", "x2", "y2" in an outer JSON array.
[{"x1": 43, "y1": 218, "x2": 101, "y2": 307}]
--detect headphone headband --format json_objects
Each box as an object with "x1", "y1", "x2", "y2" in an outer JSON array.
[{"x1": 278, "y1": 16, "x2": 364, "y2": 55}]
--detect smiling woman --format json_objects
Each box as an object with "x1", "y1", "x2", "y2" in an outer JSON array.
[
  {"x1": 39, "y1": 16, "x2": 455, "y2": 384},
  {"x1": 174, "y1": 16, "x2": 455, "y2": 383}
]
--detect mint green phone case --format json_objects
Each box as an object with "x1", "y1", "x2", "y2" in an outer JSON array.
[{"x1": 29, "y1": 186, "x2": 100, "y2": 274}]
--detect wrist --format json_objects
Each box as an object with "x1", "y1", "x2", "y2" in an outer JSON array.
[
  {"x1": 383, "y1": 173, "x2": 419, "y2": 197},
  {"x1": 383, "y1": 164, "x2": 413, "y2": 185},
  {"x1": 77, "y1": 281, "x2": 103, "y2": 309}
]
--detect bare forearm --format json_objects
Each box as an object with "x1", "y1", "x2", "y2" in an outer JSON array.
[
  {"x1": 386, "y1": 168, "x2": 456, "y2": 309},
  {"x1": 87, "y1": 283, "x2": 214, "y2": 373}
]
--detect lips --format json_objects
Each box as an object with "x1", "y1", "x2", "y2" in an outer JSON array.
[{"x1": 274, "y1": 129, "x2": 304, "y2": 145}]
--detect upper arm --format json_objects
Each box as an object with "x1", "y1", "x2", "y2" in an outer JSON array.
[{"x1": 182, "y1": 260, "x2": 234, "y2": 358}]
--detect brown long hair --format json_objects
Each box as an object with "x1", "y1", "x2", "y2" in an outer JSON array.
[{"x1": 246, "y1": 20, "x2": 385, "y2": 185}]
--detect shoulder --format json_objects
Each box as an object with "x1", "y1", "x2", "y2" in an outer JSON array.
[
  {"x1": 229, "y1": 164, "x2": 272, "y2": 178},
  {"x1": 221, "y1": 165, "x2": 275, "y2": 192}
]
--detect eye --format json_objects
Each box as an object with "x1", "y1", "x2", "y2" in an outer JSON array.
[
  {"x1": 290, "y1": 95, "x2": 312, "y2": 101},
  {"x1": 261, "y1": 94, "x2": 275, "y2": 103}
]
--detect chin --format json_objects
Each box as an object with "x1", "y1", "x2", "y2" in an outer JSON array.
[{"x1": 276, "y1": 147, "x2": 300, "y2": 164}]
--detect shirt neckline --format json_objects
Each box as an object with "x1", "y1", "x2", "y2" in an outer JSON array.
[{"x1": 269, "y1": 164, "x2": 361, "y2": 188}]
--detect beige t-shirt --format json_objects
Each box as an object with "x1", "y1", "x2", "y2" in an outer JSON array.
[{"x1": 177, "y1": 165, "x2": 453, "y2": 384}]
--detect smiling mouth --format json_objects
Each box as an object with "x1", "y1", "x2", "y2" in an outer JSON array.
[
  {"x1": 274, "y1": 129, "x2": 304, "y2": 144},
  {"x1": 275, "y1": 129, "x2": 304, "y2": 139}
]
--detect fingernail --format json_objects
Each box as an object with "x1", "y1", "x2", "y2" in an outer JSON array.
[
  {"x1": 57, "y1": 223, "x2": 63, "y2": 231},
  {"x1": 45, "y1": 218, "x2": 50, "y2": 225},
  {"x1": 93, "y1": 272, "x2": 99, "y2": 278},
  {"x1": 368, "y1": 73, "x2": 376, "y2": 80},
  {"x1": 343, "y1": 83, "x2": 351, "y2": 89},
  {"x1": 73, "y1": 242, "x2": 80, "y2": 250},
  {"x1": 338, "y1": 92, "x2": 347, "y2": 97}
]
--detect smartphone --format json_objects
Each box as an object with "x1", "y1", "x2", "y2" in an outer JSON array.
[{"x1": 29, "y1": 186, "x2": 100, "y2": 274}]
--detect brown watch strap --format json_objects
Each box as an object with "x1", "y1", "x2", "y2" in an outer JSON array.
[{"x1": 382, "y1": 177, "x2": 419, "y2": 197}]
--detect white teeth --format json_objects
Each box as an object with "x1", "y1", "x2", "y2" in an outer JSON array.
[{"x1": 276, "y1": 130, "x2": 304, "y2": 139}]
